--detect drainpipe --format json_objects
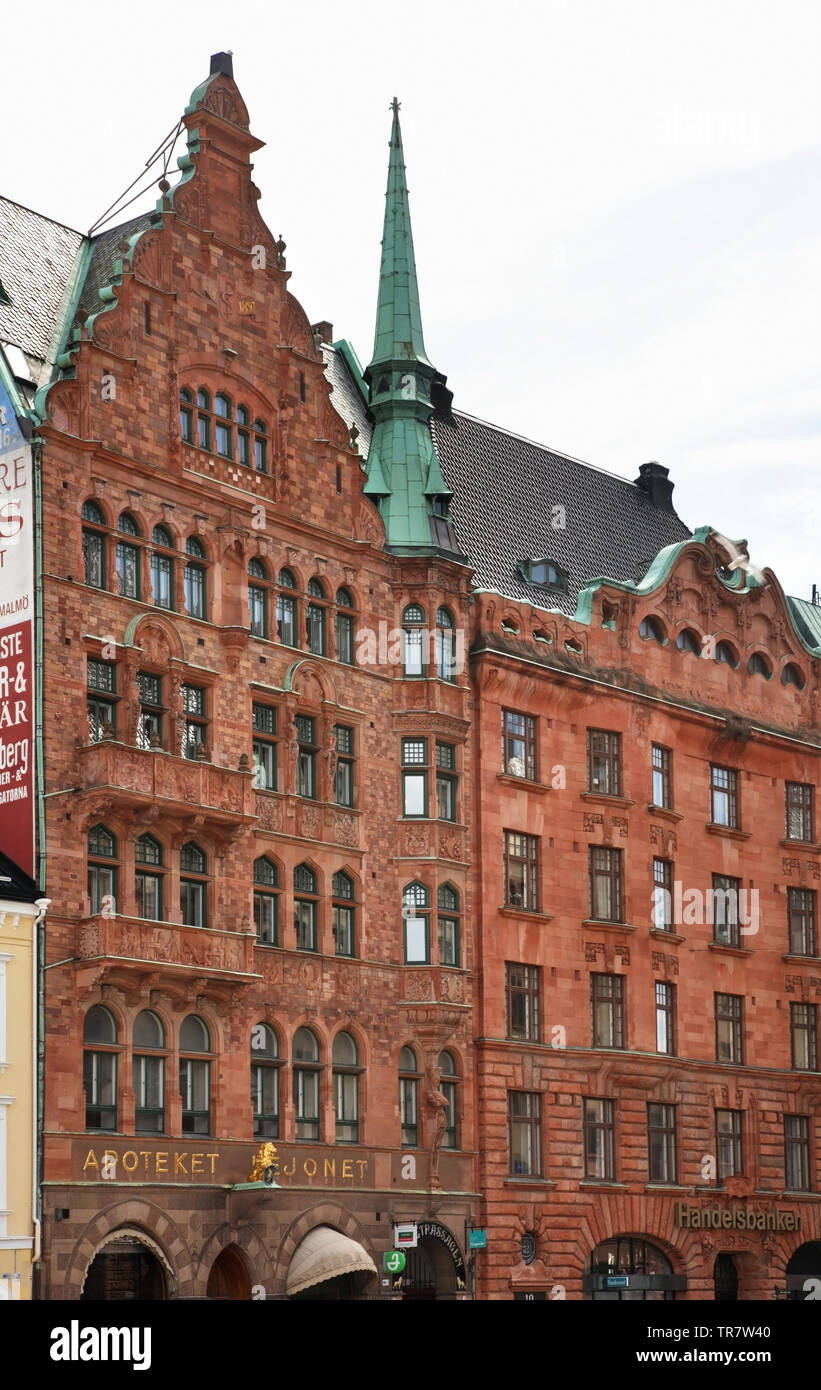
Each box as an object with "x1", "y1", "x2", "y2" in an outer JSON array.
[{"x1": 32, "y1": 434, "x2": 47, "y2": 1296}]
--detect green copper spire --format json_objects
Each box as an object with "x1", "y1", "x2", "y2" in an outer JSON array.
[
  {"x1": 370, "y1": 97, "x2": 432, "y2": 369},
  {"x1": 364, "y1": 100, "x2": 456, "y2": 553}
]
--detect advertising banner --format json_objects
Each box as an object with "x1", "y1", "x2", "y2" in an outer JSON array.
[{"x1": 0, "y1": 378, "x2": 35, "y2": 877}]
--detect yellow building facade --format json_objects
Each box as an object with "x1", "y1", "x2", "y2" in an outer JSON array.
[{"x1": 0, "y1": 856, "x2": 41, "y2": 1301}]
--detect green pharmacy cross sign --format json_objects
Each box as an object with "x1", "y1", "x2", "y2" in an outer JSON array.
[{"x1": 383, "y1": 1251, "x2": 406, "y2": 1274}]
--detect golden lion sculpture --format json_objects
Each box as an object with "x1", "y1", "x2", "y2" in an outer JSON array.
[{"x1": 249, "y1": 1142, "x2": 279, "y2": 1182}]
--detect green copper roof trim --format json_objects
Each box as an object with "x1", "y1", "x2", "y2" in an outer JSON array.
[
  {"x1": 368, "y1": 100, "x2": 432, "y2": 373},
  {"x1": 331, "y1": 339, "x2": 368, "y2": 407},
  {"x1": 787, "y1": 596, "x2": 821, "y2": 656}
]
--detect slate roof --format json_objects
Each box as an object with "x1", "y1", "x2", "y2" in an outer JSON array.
[
  {"x1": 76, "y1": 212, "x2": 155, "y2": 324},
  {"x1": 0, "y1": 197, "x2": 84, "y2": 362},
  {"x1": 433, "y1": 411, "x2": 692, "y2": 614},
  {"x1": 322, "y1": 344, "x2": 372, "y2": 459}
]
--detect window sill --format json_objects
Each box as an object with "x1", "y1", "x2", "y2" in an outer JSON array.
[
  {"x1": 497, "y1": 774, "x2": 551, "y2": 793},
  {"x1": 706, "y1": 823, "x2": 750, "y2": 841},
  {"x1": 580, "y1": 793, "x2": 635, "y2": 810},
  {"x1": 780, "y1": 839, "x2": 821, "y2": 853},
  {"x1": 648, "y1": 804, "x2": 684, "y2": 823},
  {"x1": 644, "y1": 1184, "x2": 690, "y2": 1193},
  {"x1": 581, "y1": 919, "x2": 638, "y2": 934},
  {"x1": 498, "y1": 907, "x2": 554, "y2": 923},
  {"x1": 781, "y1": 1191, "x2": 820, "y2": 1201},
  {"x1": 578, "y1": 1181, "x2": 627, "y2": 1191},
  {"x1": 504, "y1": 1177, "x2": 556, "y2": 1189},
  {"x1": 708, "y1": 942, "x2": 753, "y2": 958},
  {"x1": 650, "y1": 928, "x2": 686, "y2": 944},
  {"x1": 782, "y1": 953, "x2": 821, "y2": 964}
]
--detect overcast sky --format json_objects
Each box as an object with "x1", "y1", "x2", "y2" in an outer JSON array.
[{"x1": 4, "y1": 0, "x2": 819, "y2": 601}]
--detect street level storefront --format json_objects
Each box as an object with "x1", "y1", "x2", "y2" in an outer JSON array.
[
  {"x1": 502, "y1": 1193, "x2": 821, "y2": 1301},
  {"x1": 41, "y1": 1137, "x2": 477, "y2": 1299}
]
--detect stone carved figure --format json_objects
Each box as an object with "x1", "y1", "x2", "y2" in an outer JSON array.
[{"x1": 426, "y1": 1061, "x2": 449, "y2": 1191}]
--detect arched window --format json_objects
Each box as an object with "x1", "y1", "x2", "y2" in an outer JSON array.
[
  {"x1": 82, "y1": 500, "x2": 106, "y2": 589},
  {"x1": 715, "y1": 640, "x2": 738, "y2": 668},
  {"x1": 402, "y1": 604, "x2": 426, "y2": 677},
  {"x1": 133, "y1": 1010, "x2": 165, "y2": 1134},
  {"x1": 276, "y1": 569, "x2": 298, "y2": 647},
  {"x1": 399, "y1": 1046, "x2": 420, "y2": 1147},
  {"x1": 251, "y1": 1023, "x2": 280, "y2": 1138},
  {"x1": 214, "y1": 393, "x2": 232, "y2": 458},
  {"x1": 332, "y1": 871, "x2": 355, "y2": 958},
  {"x1": 438, "y1": 1050, "x2": 458, "y2": 1149},
  {"x1": 115, "y1": 513, "x2": 141, "y2": 600},
  {"x1": 150, "y1": 526, "x2": 174, "y2": 611},
  {"x1": 306, "y1": 578, "x2": 326, "y2": 656},
  {"x1": 782, "y1": 663, "x2": 805, "y2": 689},
  {"x1": 435, "y1": 607, "x2": 456, "y2": 682},
  {"x1": 248, "y1": 558, "x2": 269, "y2": 638},
  {"x1": 179, "y1": 388, "x2": 193, "y2": 443},
  {"x1": 196, "y1": 389, "x2": 211, "y2": 449},
  {"x1": 253, "y1": 857, "x2": 279, "y2": 945},
  {"x1": 293, "y1": 1027, "x2": 320, "y2": 1140},
  {"x1": 403, "y1": 882, "x2": 430, "y2": 964},
  {"x1": 333, "y1": 1032, "x2": 360, "y2": 1143},
  {"x1": 437, "y1": 884, "x2": 460, "y2": 967},
  {"x1": 180, "y1": 842, "x2": 207, "y2": 927},
  {"x1": 335, "y1": 587, "x2": 355, "y2": 665},
  {"x1": 253, "y1": 419, "x2": 267, "y2": 473},
  {"x1": 135, "y1": 834, "x2": 164, "y2": 921},
  {"x1": 747, "y1": 651, "x2": 771, "y2": 678},
  {"x1": 639, "y1": 616, "x2": 665, "y2": 643},
  {"x1": 83, "y1": 1005, "x2": 118, "y2": 1131},
  {"x1": 236, "y1": 405, "x2": 250, "y2": 465},
  {"x1": 179, "y1": 1015, "x2": 211, "y2": 1135},
  {"x1": 676, "y1": 627, "x2": 700, "y2": 655},
  {"x1": 294, "y1": 864, "x2": 318, "y2": 951},
  {"x1": 87, "y1": 825, "x2": 118, "y2": 916}
]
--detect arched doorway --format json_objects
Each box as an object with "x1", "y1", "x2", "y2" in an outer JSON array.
[
  {"x1": 394, "y1": 1222, "x2": 467, "y2": 1301},
  {"x1": 81, "y1": 1233, "x2": 168, "y2": 1301},
  {"x1": 714, "y1": 1254, "x2": 738, "y2": 1301},
  {"x1": 207, "y1": 1245, "x2": 251, "y2": 1300},
  {"x1": 785, "y1": 1241, "x2": 821, "y2": 1301},
  {"x1": 583, "y1": 1236, "x2": 685, "y2": 1300}
]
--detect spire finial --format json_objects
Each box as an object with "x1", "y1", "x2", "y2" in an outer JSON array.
[{"x1": 390, "y1": 96, "x2": 401, "y2": 115}]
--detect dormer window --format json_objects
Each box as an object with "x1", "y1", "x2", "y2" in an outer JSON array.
[
  {"x1": 181, "y1": 388, "x2": 268, "y2": 470},
  {"x1": 522, "y1": 558, "x2": 567, "y2": 592}
]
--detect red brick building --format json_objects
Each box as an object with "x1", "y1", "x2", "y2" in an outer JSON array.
[
  {"x1": 1, "y1": 53, "x2": 819, "y2": 1303},
  {"x1": 459, "y1": 509, "x2": 821, "y2": 1300},
  {"x1": 1, "y1": 56, "x2": 476, "y2": 1300}
]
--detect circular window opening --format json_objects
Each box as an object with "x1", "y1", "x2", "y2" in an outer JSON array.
[{"x1": 521, "y1": 1232, "x2": 537, "y2": 1265}]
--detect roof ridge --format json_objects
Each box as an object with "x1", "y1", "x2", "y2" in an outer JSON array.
[
  {"x1": 447, "y1": 407, "x2": 654, "y2": 489},
  {"x1": 0, "y1": 194, "x2": 85, "y2": 240}
]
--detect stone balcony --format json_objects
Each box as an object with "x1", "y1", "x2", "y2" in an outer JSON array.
[
  {"x1": 75, "y1": 913, "x2": 260, "y2": 1001},
  {"x1": 75, "y1": 741, "x2": 256, "y2": 835}
]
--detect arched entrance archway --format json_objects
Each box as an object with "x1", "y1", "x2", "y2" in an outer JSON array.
[
  {"x1": 785, "y1": 1241, "x2": 821, "y2": 1301},
  {"x1": 583, "y1": 1236, "x2": 685, "y2": 1301},
  {"x1": 714, "y1": 1254, "x2": 738, "y2": 1301},
  {"x1": 395, "y1": 1222, "x2": 467, "y2": 1301},
  {"x1": 81, "y1": 1232, "x2": 168, "y2": 1301},
  {"x1": 207, "y1": 1245, "x2": 252, "y2": 1300}
]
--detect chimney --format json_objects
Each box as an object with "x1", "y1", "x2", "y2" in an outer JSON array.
[
  {"x1": 210, "y1": 52, "x2": 234, "y2": 78},
  {"x1": 635, "y1": 461, "x2": 675, "y2": 512},
  {"x1": 311, "y1": 320, "x2": 334, "y2": 347}
]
